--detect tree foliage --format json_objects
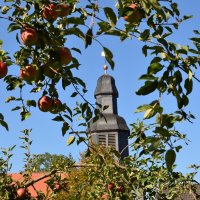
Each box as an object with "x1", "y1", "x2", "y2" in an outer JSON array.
[
  {"x1": 0, "y1": 0, "x2": 200, "y2": 199},
  {"x1": 29, "y1": 152, "x2": 74, "y2": 172}
]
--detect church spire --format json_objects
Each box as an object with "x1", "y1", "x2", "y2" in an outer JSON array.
[
  {"x1": 88, "y1": 69, "x2": 130, "y2": 159},
  {"x1": 94, "y1": 72, "x2": 118, "y2": 114}
]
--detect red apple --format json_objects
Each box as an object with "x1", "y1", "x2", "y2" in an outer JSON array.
[
  {"x1": 108, "y1": 182, "x2": 115, "y2": 190},
  {"x1": 117, "y1": 185, "x2": 124, "y2": 193},
  {"x1": 21, "y1": 28, "x2": 38, "y2": 46},
  {"x1": 101, "y1": 194, "x2": 108, "y2": 199},
  {"x1": 16, "y1": 188, "x2": 26, "y2": 198},
  {"x1": 43, "y1": 3, "x2": 58, "y2": 21},
  {"x1": 123, "y1": 4, "x2": 143, "y2": 24},
  {"x1": 54, "y1": 183, "x2": 61, "y2": 191},
  {"x1": 38, "y1": 96, "x2": 53, "y2": 112},
  {"x1": 0, "y1": 61, "x2": 8, "y2": 79},
  {"x1": 57, "y1": 47, "x2": 72, "y2": 65},
  {"x1": 56, "y1": 4, "x2": 71, "y2": 17},
  {"x1": 20, "y1": 65, "x2": 38, "y2": 82},
  {"x1": 51, "y1": 98, "x2": 62, "y2": 114}
]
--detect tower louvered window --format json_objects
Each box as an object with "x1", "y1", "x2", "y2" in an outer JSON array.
[
  {"x1": 98, "y1": 134, "x2": 106, "y2": 147},
  {"x1": 108, "y1": 134, "x2": 116, "y2": 148},
  {"x1": 98, "y1": 134, "x2": 116, "y2": 149}
]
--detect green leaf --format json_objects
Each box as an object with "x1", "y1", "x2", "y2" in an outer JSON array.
[
  {"x1": 67, "y1": 136, "x2": 75, "y2": 146},
  {"x1": 136, "y1": 81, "x2": 158, "y2": 95},
  {"x1": 149, "y1": 0, "x2": 162, "y2": 10},
  {"x1": 7, "y1": 23, "x2": 21, "y2": 33},
  {"x1": 146, "y1": 185, "x2": 153, "y2": 189},
  {"x1": 11, "y1": 106, "x2": 21, "y2": 111},
  {"x1": 142, "y1": 45, "x2": 148, "y2": 57},
  {"x1": 64, "y1": 28, "x2": 85, "y2": 41},
  {"x1": 165, "y1": 149, "x2": 176, "y2": 171},
  {"x1": 184, "y1": 78, "x2": 193, "y2": 95},
  {"x1": 26, "y1": 100, "x2": 36, "y2": 107},
  {"x1": 135, "y1": 104, "x2": 151, "y2": 113},
  {"x1": 5, "y1": 96, "x2": 16, "y2": 103},
  {"x1": 154, "y1": 127, "x2": 169, "y2": 137},
  {"x1": 62, "y1": 122, "x2": 69, "y2": 136},
  {"x1": 71, "y1": 92, "x2": 78, "y2": 97},
  {"x1": 103, "y1": 47, "x2": 113, "y2": 59},
  {"x1": 143, "y1": 102, "x2": 162, "y2": 119},
  {"x1": 75, "y1": 77, "x2": 86, "y2": 88},
  {"x1": 171, "y1": 3, "x2": 180, "y2": 16},
  {"x1": 0, "y1": 113, "x2": 4, "y2": 120},
  {"x1": 52, "y1": 116, "x2": 64, "y2": 122},
  {"x1": 139, "y1": 74, "x2": 157, "y2": 80},
  {"x1": 183, "y1": 15, "x2": 193, "y2": 20},
  {"x1": 85, "y1": 28, "x2": 93, "y2": 48},
  {"x1": 175, "y1": 145, "x2": 182, "y2": 152},
  {"x1": 103, "y1": 47, "x2": 115, "y2": 69},
  {"x1": 66, "y1": 17, "x2": 85, "y2": 25},
  {"x1": 104, "y1": 7, "x2": 117, "y2": 28},
  {"x1": 139, "y1": 29, "x2": 150, "y2": 41},
  {"x1": 188, "y1": 70, "x2": 193, "y2": 81},
  {"x1": 21, "y1": 112, "x2": 31, "y2": 121},
  {"x1": 82, "y1": 103, "x2": 88, "y2": 114},
  {"x1": 2, "y1": 6, "x2": 10, "y2": 14},
  {"x1": 190, "y1": 37, "x2": 200, "y2": 43},
  {"x1": 77, "y1": 137, "x2": 86, "y2": 145},
  {"x1": 0, "y1": 120, "x2": 9, "y2": 131},
  {"x1": 30, "y1": 87, "x2": 42, "y2": 93},
  {"x1": 97, "y1": 21, "x2": 111, "y2": 33},
  {"x1": 144, "y1": 108, "x2": 154, "y2": 119},
  {"x1": 147, "y1": 63, "x2": 163, "y2": 74},
  {"x1": 158, "y1": 38, "x2": 168, "y2": 49},
  {"x1": 62, "y1": 78, "x2": 71, "y2": 90},
  {"x1": 71, "y1": 48, "x2": 81, "y2": 54},
  {"x1": 158, "y1": 81, "x2": 167, "y2": 93},
  {"x1": 118, "y1": 0, "x2": 123, "y2": 17}
]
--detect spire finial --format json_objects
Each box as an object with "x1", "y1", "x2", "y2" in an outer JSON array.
[{"x1": 103, "y1": 65, "x2": 108, "y2": 75}]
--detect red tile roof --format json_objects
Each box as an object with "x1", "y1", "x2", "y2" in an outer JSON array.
[
  {"x1": 10, "y1": 172, "x2": 67, "y2": 198},
  {"x1": 9, "y1": 173, "x2": 200, "y2": 199}
]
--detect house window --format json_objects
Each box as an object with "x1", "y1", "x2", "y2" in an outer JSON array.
[{"x1": 98, "y1": 134, "x2": 116, "y2": 148}]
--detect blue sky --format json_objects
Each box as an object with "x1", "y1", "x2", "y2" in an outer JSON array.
[{"x1": 0, "y1": 1, "x2": 200, "y2": 181}]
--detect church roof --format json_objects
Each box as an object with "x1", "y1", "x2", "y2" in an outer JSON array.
[
  {"x1": 94, "y1": 74, "x2": 118, "y2": 97},
  {"x1": 89, "y1": 73, "x2": 129, "y2": 135},
  {"x1": 89, "y1": 113, "x2": 130, "y2": 133}
]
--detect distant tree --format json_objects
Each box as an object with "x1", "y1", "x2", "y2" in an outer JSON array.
[{"x1": 30, "y1": 152, "x2": 74, "y2": 172}]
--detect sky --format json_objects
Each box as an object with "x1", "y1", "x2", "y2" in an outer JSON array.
[{"x1": 0, "y1": 1, "x2": 200, "y2": 181}]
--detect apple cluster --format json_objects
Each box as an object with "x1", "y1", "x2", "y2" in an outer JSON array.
[
  {"x1": 101, "y1": 182, "x2": 124, "y2": 198},
  {"x1": 38, "y1": 96, "x2": 62, "y2": 114},
  {"x1": 42, "y1": 3, "x2": 71, "y2": 21},
  {"x1": 19, "y1": 2, "x2": 72, "y2": 83},
  {"x1": 16, "y1": 3, "x2": 73, "y2": 113},
  {"x1": 38, "y1": 96, "x2": 62, "y2": 113}
]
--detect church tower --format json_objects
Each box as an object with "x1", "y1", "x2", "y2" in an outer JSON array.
[{"x1": 88, "y1": 68, "x2": 130, "y2": 159}]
